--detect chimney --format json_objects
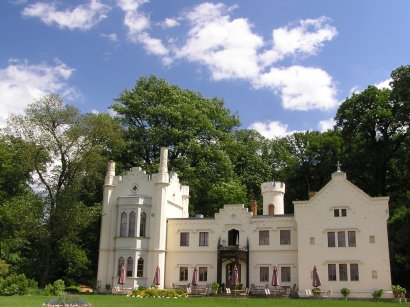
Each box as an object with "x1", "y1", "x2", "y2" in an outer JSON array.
[
  {"x1": 308, "y1": 191, "x2": 317, "y2": 199},
  {"x1": 159, "y1": 147, "x2": 168, "y2": 173},
  {"x1": 251, "y1": 200, "x2": 257, "y2": 216}
]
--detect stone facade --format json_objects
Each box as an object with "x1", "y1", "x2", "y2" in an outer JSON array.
[{"x1": 97, "y1": 148, "x2": 392, "y2": 298}]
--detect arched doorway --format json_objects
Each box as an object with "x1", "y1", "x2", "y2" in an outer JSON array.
[
  {"x1": 226, "y1": 262, "x2": 241, "y2": 288},
  {"x1": 228, "y1": 229, "x2": 239, "y2": 246},
  {"x1": 268, "y1": 204, "x2": 275, "y2": 215}
]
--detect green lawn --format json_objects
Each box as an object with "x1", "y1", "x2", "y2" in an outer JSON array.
[{"x1": 0, "y1": 295, "x2": 400, "y2": 307}]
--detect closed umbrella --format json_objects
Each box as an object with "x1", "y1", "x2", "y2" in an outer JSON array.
[
  {"x1": 153, "y1": 266, "x2": 160, "y2": 286},
  {"x1": 312, "y1": 266, "x2": 321, "y2": 287},
  {"x1": 271, "y1": 266, "x2": 279, "y2": 288},
  {"x1": 232, "y1": 265, "x2": 239, "y2": 286},
  {"x1": 192, "y1": 267, "x2": 199, "y2": 286},
  {"x1": 118, "y1": 264, "x2": 126, "y2": 292}
]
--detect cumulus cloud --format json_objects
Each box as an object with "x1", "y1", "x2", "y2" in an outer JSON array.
[
  {"x1": 248, "y1": 120, "x2": 296, "y2": 139},
  {"x1": 260, "y1": 16, "x2": 337, "y2": 66},
  {"x1": 0, "y1": 59, "x2": 77, "y2": 126},
  {"x1": 375, "y1": 78, "x2": 392, "y2": 89},
  {"x1": 161, "y1": 18, "x2": 179, "y2": 28},
  {"x1": 175, "y1": 3, "x2": 263, "y2": 81},
  {"x1": 317, "y1": 118, "x2": 336, "y2": 132},
  {"x1": 117, "y1": 0, "x2": 171, "y2": 63},
  {"x1": 22, "y1": 0, "x2": 110, "y2": 30},
  {"x1": 257, "y1": 66, "x2": 338, "y2": 110}
]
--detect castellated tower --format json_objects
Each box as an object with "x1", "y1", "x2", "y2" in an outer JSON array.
[{"x1": 261, "y1": 181, "x2": 285, "y2": 215}]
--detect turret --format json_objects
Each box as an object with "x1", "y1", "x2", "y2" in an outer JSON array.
[{"x1": 261, "y1": 181, "x2": 285, "y2": 215}]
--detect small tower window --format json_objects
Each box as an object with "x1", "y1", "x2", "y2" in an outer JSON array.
[
  {"x1": 139, "y1": 212, "x2": 146, "y2": 237},
  {"x1": 120, "y1": 212, "x2": 127, "y2": 237},
  {"x1": 268, "y1": 204, "x2": 275, "y2": 215}
]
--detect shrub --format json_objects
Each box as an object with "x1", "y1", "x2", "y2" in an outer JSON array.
[
  {"x1": 130, "y1": 288, "x2": 187, "y2": 298},
  {"x1": 0, "y1": 273, "x2": 37, "y2": 295},
  {"x1": 53, "y1": 279, "x2": 66, "y2": 295},
  {"x1": 372, "y1": 289, "x2": 383, "y2": 300},
  {"x1": 65, "y1": 285, "x2": 81, "y2": 293},
  {"x1": 341, "y1": 287, "x2": 350, "y2": 300},
  {"x1": 211, "y1": 282, "x2": 220, "y2": 294},
  {"x1": 392, "y1": 285, "x2": 406, "y2": 298}
]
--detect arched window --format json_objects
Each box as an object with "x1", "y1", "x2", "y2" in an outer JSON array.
[
  {"x1": 118, "y1": 257, "x2": 124, "y2": 276},
  {"x1": 228, "y1": 229, "x2": 239, "y2": 246},
  {"x1": 139, "y1": 212, "x2": 146, "y2": 237},
  {"x1": 268, "y1": 204, "x2": 275, "y2": 216},
  {"x1": 126, "y1": 257, "x2": 133, "y2": 277},
  {"x1": 129, "y1": 211, "x2": 136, "y2": 237},
  {"x1": 137, "y1": 258, "x2": 144, "y2": 277},
  {"x1": 120, "y1": 212, "x2": 127, "y2": 237}
]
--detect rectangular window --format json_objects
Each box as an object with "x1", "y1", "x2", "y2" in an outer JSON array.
[
  {"x1": 259, "y1": 230, "x2": 269, "y2": 245},
  {"x1": 281, "y1": 267, "x2": 291, "y2": 282},
  {"x1": 348, "y1": 231, "x2": 356, "y2": 247},
  {"x1": 350, "y1": 264, "x2": 359, "y2": 281},
  {"x1": 179, "y1": 267, "x2": 188, "y2": 281},
  {"x1": 341, "y1": 208, "x2": 347, "y2": 216},
  {"x1": 328, "y1": 264, "x2": 336, "y2": 281},
  {"x1": 339, "y1": 264, "x2": 348, "y2": 281},
  {"x1": 372, "y1": 270, "x2": 377, "y2": 279},
  {"x1": 310, "y1": 237, "x2": 315, "y2": 245},
  {"x1": 369, "y1": 235, "x2": 375, "y2": 243},
  {"x1": 334, "y1": 209, "x2": 340, "y2": 217},
  {"x1": 199, "y1": 232, "x2": 208, "y2": 246},
  {"x1": 328, "y1": 232, "x2": 336, "y2": 247},
  {"x1": 280, "y1": 230, "x2": 291, "y2": 245},
  {"x1": 180, "y1": 232, "x2": 189, "y2": 246},
  {"x1": 199, "y1": 267, "x2": 207, "y2": 282},
  {"x1": 260, "y1": 267, "x2": 269, "y2": 282},
  {"x1": 338, "y1": 231, "x2": 346, "y2": 247}
]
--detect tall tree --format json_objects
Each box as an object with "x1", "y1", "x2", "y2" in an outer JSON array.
[
  {"x1": 4, "y1": 94, "x2": 124, "y2": 285},
  {"x1": 112, "y1": 75, "x2": 242, "y2": 215}
]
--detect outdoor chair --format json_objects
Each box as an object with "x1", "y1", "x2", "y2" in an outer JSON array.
[
  {"x1": 226, "y1": 288, "x2": 231, "y2": 295},
  {"x1": 240, "y1": 288, "x2": 250, "y2": 296},
  {"x1": 265, "y1": 288, "x2": 272, "y2": 297}
]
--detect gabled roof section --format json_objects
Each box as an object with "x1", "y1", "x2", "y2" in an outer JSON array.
[{"x1": 293, "y1": 171, "x2": 389, "y2": 206}]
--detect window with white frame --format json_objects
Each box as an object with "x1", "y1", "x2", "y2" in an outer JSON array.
[
  {"x1": 350, "y1": 263, "x2": 359, "y2": 281},
  {"x1": 281, "y1": 267, "x2": 291, "y2": 282},
  {"x1": 328, "y1": 231, "x2": 356, "y2": 247},
  {"x1": 327, "y1": 263, "x2": 359, "y2": 281},
  {"x1": 199, "y1": 267, "x2": 207, "y2": 282},
  {"x1": 280, "y1": 230, "x2": 291, "y2": 245},
  {"x1": 339, "y1": 264, "x2": 348, "y2": 281},
  {"x1": 199, "y1": 232, "x2": 208, "y2": 246},
  {"x1": 179, "y1": 267, "x2": 188, "y2": 281},
  {"x1": 260, "y1": 267, "x2": 269, "y2": 282},
  {"x1": 328, "y1": 264, "x2": 336, "y2": 281},
  {"x1": 137, "y1": 258, "x2": 144, "y2": 277},
  {"x1": 120, "y1": 212, "x2": 127, "y2": 237},
  {"x1": 334, "y1": 208, "x2": 347, "y2": 217},
  {"x1": 127, "y1": 257, "x2": 133, "y2": 277},
  {"x1": 129, "y1": 211, "x2": 136, "y2": 237},
  {"x1": 259, "y1": 230, "x2": 269, "y2": 245},
  {"x1": 139, "y1": 212, "x2": 146, "y2": 237},
  {"x1": 180, "y1": 232, "x2": 189, "y2": 246}
]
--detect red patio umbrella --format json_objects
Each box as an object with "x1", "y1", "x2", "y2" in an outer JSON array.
[
  {"x1": 232, "y1": 265, "x2": 239, "y2": 286},
  {"x1": 192, "y1": 267, "x2": 199, "y2": 286},
  {"x1": 271, "y1": 266, "x2": 279, "y2": 288},
  {"x1": 312, "y1": 265, "x2": 321, "y2": 287},
  {"x1": 153, "y1": 266, "x2": 160, "y2": 286}
]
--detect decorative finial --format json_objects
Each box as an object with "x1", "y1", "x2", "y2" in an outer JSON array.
[{"x1": 336, "y1": 161, "x2": 342, "y2": 172}]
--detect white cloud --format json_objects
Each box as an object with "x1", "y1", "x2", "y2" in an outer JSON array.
[
  {"x1": 117, "y1": 0, "x2": 150, "y2": 37},
  {"x1": 101, "y1": 32, "x2": 118, "y2": 42},
  {"x1": 248, "y1": 120, "x2": 296, "y2": 139},
  {"x1": 260, "y1": 17, "x2": 337, "y2": 66},
  {"x1": 375, "y1": 78, "x2": 392, "y2": 89},
  {"x1": 161, "y1": 18, "x2": 179, "y2": 28},
  {"x1": 257, "y1": 66, "x2": 338, "y2": 110},
  {"x1": 317, "y1": 118, "x2": 336, "y2": 132},
  {"x1": 175, "y1": 3, "x2": 263, "y2": 81},
  {"x1": 0, "y1": 59, "x2": 76, "y2": 126},
  {"x1": 22, "y1": 0, "x2": 110, "y2": 31}
]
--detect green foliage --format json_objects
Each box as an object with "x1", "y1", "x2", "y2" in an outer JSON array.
[
  {"x1": 112, "y1": 75, "x2": 241, "y2": 215},
  {"x1": 0, "y1": 273, "x2": 37, "y2": 295},
  {"x1": 341, "y1": 287, "x2": 350, "y2": 299},
  {"x1": 312, "y1": 287, "x2": 321, "y2": 297},
  {"x1": 210, "y1": 282, "x2": 220, "y2": 293},
  {"x1": 391, "y1": 284, "x2": 406, "y2": 298},
  {"x1": 130, "y1": 288, "x2": 187, "y2": 298},
  {"x1": 372, "y1": 289, "x2": 383, "y2": 300}
]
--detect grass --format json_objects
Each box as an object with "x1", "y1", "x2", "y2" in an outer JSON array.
[{"x1": 0, "y1": 295, "x2": 399, "y2": 307}]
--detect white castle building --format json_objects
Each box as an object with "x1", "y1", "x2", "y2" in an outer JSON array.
[{"x1": 97, "y1": 148, "x2": 392, "y2": 298}]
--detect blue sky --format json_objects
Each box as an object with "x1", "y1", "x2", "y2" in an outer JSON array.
[{"x1": 1, "y1": 0, "x2": 409, "y2": 137}]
